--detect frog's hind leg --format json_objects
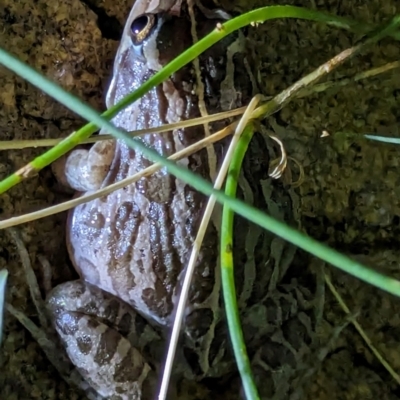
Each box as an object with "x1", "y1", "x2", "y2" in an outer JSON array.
[
  {"x1": 46, "y1": 280, "x2": 161, "y2": 400},
  {"x1": 5, "y1": 229, "x2": 100, "y2": 400}
]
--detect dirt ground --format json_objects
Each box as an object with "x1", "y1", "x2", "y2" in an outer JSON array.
[{"x1": 1, "y1": 0, "x2": 400, "y2": 399}]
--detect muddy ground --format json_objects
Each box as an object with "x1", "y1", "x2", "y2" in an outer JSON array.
[{"x1": 0, "y1": 0, "x2": 400, "y2": 399}]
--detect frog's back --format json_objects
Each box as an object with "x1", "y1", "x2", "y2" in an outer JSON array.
[{"x1": 68, "y1": 108, "x2": 219, "y2": 329}]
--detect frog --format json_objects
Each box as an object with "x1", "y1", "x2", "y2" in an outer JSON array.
[{"x1": 45, "y1": 0, "x2": 316, "y2": 399}]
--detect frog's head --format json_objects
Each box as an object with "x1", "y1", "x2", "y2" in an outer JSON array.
[{"x1": 106, "y1": 0, "x2": 192, "y2": 107}]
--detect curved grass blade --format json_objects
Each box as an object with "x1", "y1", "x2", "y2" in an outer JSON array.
[
  {"x1": 1, "y1": 6, "x2": 399, "y2": 193},
  {"x1": 221, "y1": 124, "x2": 258, "y2": 400}
]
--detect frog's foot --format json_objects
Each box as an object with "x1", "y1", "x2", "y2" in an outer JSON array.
[
  {"x1": 6, "y1": 303, "x2": 101, "y2": 399},
  {"x1": 52, "y1": 139, "x2": 116, "y2": 192},
  {"x1": 46, "y1": 280, "x2": 161, "y2": 400},
  {"x1": 6, "y1": 229, "x2": 100, "y2": 399}
]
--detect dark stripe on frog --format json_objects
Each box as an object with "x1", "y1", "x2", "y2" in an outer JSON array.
[
  {"x1": 111, "y1": 200, "x2": 142, "y2": 258},
  {"x1": 103, "y1": 298, "x2": 121, "y2": 322},
  {"x1": 186, "y1": 214, "x2": 218, "y2": 305},
  {"x1": 93, "y1": 326, "x2": 121, "y2": 365},
  {"x1": 113, "y1": 346, "x2": 147, "y2": 383},
  {"x1": 55, "y1": 311, "x2": 84, "y2": 336},
  {"x1": 76, "y1": 334, "x2": 93, "y2": 355},
  {"x1": 143, "y1": 201, "x2": 176, "y2": 318},
  {"x1": 107, "y1": 199, "x2": 140, "y2": 294}
]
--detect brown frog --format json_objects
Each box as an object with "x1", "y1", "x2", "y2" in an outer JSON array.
[{"x1": 46, "y1": 1, "x2": 315, "y2": 399}]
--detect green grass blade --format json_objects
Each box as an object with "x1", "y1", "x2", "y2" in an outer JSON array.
[
  {"x1": 221, "y1": 124, "x2": 259, "y2": 400},
  {"x1": 1, "y1": 6, "x2": 399, "y2": 193}
]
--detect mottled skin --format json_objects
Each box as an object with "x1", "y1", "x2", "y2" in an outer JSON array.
[
  {"x1": 66, "y1": 0, "x2": 216, "y2": 328},
  {"x1": 47, "y1": 0, "x2": 227, "y2": 398}
]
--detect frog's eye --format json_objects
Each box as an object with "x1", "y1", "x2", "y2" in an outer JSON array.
[{"x1": 130, "y1": 14, "x2": 157, "y2": 45}]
